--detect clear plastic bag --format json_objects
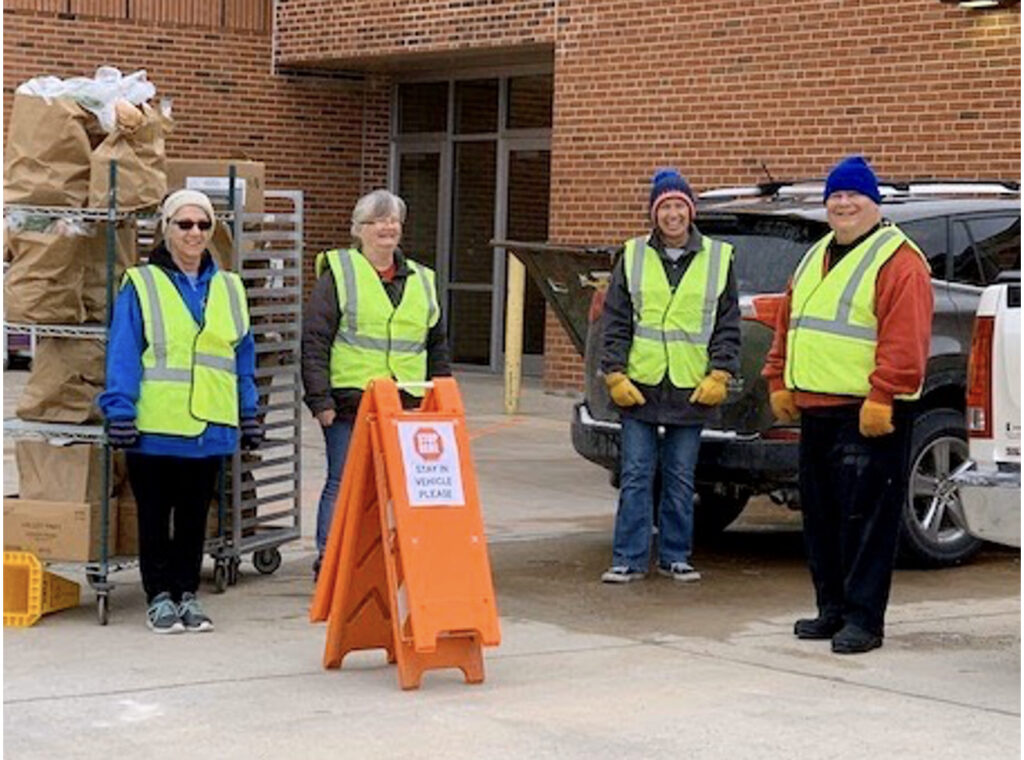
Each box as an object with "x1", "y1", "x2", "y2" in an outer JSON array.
[{"x1": 16, "y1": 67, "x2": 156, "y2": 133}]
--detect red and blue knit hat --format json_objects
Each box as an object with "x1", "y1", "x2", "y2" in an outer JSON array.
[{"x1": 649, "y1": 167, "x2": 696, "y2": 222}]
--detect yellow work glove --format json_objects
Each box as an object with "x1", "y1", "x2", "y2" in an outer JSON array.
[
  {"x1": 769, "y1": 389, "x2": 800, "y2": 423},
  {"x1": 689, "y1": 369, "x2": 731, "y2": 406},
  {"x1": 605, "y1": 371, "x2": 645, "y2": 407},
  {"x1": 859, "y1": 399, "x2": 894, "y2": 437}
]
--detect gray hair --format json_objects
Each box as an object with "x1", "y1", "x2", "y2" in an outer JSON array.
[{"x1": 350, "y1": 189, "x2": 407, "y2": 240}]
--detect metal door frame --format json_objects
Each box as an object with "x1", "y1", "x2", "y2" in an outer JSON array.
[{"x1": 390, "y1": 68, "x2": 552, "y2": 371}]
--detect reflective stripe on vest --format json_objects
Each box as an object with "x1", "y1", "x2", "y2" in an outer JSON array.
[
  {"x1": 321, "y1": 249, "x2": 439, "y2": 397},
  {"x1": 784, "y1": 225, "x2": 925, "y2": 400},
  {"x1": 623, "y1": 234, "x2": 732, "y2": 388},
  {"x1": 127, "y1": 265, "x2": 249, "y2": 435}
]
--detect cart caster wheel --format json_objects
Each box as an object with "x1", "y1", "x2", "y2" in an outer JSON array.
[
  {"x1": 213, "y1": 562, "x2": 228, "y2": 593},
  {"x1": 253, "y1": 547, "x2": 282, "y2": 575},
  {"x1": 97, "y1": 594, "x2": 109, "y2": 626},
  {"x1": 227, "y1": 558, "x2": 240, "y2": 586}
]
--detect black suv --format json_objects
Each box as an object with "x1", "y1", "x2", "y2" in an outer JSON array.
[{"x1": 508, "y1": 181, "x2": 1021, "y2": 567}]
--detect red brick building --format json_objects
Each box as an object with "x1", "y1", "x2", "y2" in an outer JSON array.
[{"x1": 4, "y1": 0, "x2": 1020, "y2": 389}]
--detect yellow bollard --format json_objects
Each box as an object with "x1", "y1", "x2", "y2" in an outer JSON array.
[{"x1": 503, "y1": 251, "x2": 526, "y2": 415}]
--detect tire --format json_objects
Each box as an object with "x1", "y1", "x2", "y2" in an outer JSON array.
[
  {"x1": 213, "y1": 562, "x2": 228, "y2": 593},
  {"x1": 898, "y1": 408, "x2": 982, "y2": 567},
  {"x1": 694, "y1": 486, "x2": 750, "y2": 539},
  {"x1": 253, "y1": 547, "x2": 282, "y2": 575}
]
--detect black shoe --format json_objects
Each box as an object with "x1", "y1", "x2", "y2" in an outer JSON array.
[
  {"x1": 313, "y1": 556, "x2": 322, "y2": 582},
  {"x1": 793, "y1": 616, "x2": 843, "y2": 639},
  {"x1": 831, "y1": 623, "x2": 882, "y2": 654}
]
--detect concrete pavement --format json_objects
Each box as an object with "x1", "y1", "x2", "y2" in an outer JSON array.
[{"x1": 3, "y1": 370, "x2": 1020, "y2": 759}]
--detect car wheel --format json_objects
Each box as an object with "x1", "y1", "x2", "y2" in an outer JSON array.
[
  {"x1": 694, "y1": 486, "x2": 750, "y2": 539},
  {"x1": 898, "y1": 408, "x2": 982, "y2": 567}
]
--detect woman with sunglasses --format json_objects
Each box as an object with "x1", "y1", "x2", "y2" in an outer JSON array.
[{"x1": 99, "y1": 189, "x2": 262, "y2": 634}]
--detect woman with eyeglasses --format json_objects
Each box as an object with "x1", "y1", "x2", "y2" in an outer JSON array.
[
  {"x1": 99, "y1": 189, "x2": 262, "y2": 634},
  {"x1": 302, "y1": 189, "x2": 451, "y2": 580}
]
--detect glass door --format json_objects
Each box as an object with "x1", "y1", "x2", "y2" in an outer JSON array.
[
  {"x1": 504, "y1": 144, "x2": 551, "y2": 362},
  {"x1": 448, "y1": 140, "x2": 498, "y2": 364},
  {"x1": 395, "y1": 147, "x2": 444, "y2": 272}
]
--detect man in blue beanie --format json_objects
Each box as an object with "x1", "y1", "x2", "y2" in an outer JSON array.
[
  {"x1": 763, "y1": 155, "x2": 933, "y2": 653},
  {"x1": 599, "y1": 167, "x2": 740, "y2": 584}
]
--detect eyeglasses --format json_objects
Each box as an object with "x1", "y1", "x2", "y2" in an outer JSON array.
[{"x1": 172, "y1": 220, "x2": 213, "y2": 231}]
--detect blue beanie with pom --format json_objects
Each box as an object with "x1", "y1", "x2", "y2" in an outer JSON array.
[
  {"x1": 823, "y1": 155, "x2": 881, "y2": 204},
  {"x1": 649, "y1": 167, "x2": 696, "y2": 222}
]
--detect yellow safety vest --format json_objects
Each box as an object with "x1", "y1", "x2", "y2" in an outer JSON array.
[
  {"x1": 785, "y1": 224, "x2": 927, "y2": 399},
  {"x1": 624, "y1": 234, "x2": 733, "y2": 388},
  {"x1": 318, "y1": 249, "x2": 440, "y2": 397},
  {"x1": 125, "y1": 265, "x2": 250, "y2": 435}
]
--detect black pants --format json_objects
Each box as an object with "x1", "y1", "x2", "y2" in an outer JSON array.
[
  {"x1": 798, "y1": 404, "x2": 914, "y2": 636},
  {"x1": 126, "y1": 453, "x2": 221, "y2": 603}
]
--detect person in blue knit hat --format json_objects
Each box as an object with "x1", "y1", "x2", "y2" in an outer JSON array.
[
  {"x1": 599, "y1": 167, "x2": 741, "y2": 584},
  {"x1": 763, "y1": 154, "x2": 933, "y2": 654}
]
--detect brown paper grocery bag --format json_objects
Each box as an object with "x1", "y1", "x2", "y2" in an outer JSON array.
[
  {"x1": 3, "y1": 94, "x2": 94, "y2": 207},
  {"x1": 14, "y1": 440, "x2": 117, "y2": 505},
  {"x1": 88, "y1": 104, "x2": 171, "y2": 210},
  {"x1": 3, "y1": 229, "x2": 86, "y2": 324},
  {"x1": 16, "y1": 338, "x2": 106, "y2": 424},
  {"x1": 81, "y1": 222, "x2": 138, "y2": 322}
]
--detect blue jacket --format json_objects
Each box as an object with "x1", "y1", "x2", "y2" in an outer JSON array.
[{"x1": 98, "y1": 245, "x2": 258, "y2": 458}]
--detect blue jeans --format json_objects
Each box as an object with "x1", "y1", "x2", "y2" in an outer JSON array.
[
  {"x1": 316, "y1": 417, "x2": 354, "y2": 557},
  {"x1": 612, "y1": 416, "x2": 703, "y2": 571}
]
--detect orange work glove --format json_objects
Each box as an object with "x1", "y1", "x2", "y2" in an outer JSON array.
[
  {"x1": 769, "y1": 389, "x2": 800, "y2": 423},
  {"x1": 859, "y1": 399, "x2": 894, "y2": 437},
  {"x1": 689, "y1": 369, "x2": 731, "y2": 406},
  {"x1": 605, "y1": 371, "x2": 646, "y2": 407}
]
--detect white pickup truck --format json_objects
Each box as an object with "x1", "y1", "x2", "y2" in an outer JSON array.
[{"x1": 952, "y1": 274, "x2": 1021, "y2": 548}]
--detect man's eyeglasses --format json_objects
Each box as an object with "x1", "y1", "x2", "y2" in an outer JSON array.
[{"x1": 172, "y1": 220, "x2": 213, "y2": 231}]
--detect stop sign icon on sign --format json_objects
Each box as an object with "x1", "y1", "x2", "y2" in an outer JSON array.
[{"x1": 413, "y1": 427, "x2": 444, "y2": 461}]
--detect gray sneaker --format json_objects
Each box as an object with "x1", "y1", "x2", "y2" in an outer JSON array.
[
  {"x1": 177, "y1": 592, "x2": 214, "y2": 632},
  {"x1": 600, "y1": 565, "x2": 647, "y2": 583},
  {"x1": 146, "y1": 592, "x2": 184, "y2": 634},
  {"x1": 657, "y1": 562, "x2": 701, "y2": 582}
]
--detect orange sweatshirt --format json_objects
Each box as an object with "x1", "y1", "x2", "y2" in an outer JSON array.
[{"x1": 762, "y1": 239, "x2": 933, "y2": 408}]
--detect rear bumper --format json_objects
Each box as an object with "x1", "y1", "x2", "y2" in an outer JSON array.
[
  {"x1": 952, "y1": 461, "x2": 1021, "y2": 548},
  {"x1": 571, "y1": 402, "x2": 799, "y2": 489}
]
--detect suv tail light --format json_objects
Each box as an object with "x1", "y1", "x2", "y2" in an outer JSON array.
[
  {"x1": 965, "y1": 314, "x2": 994, "y2": 439},
  {"x1": 588, "y1": 288, "x2": 607, "y2": 324},
  {"x1": 745, "y1": 294, "x2": 786, "y2": 330}
]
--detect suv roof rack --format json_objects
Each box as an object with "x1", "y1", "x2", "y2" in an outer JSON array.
[{"x1": 700, "y1": 178, "x2": 1021, "y2": 202}]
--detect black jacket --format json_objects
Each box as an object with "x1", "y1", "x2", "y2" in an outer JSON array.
[
  {"x1": 301, "y1": 248, "x2": 451, "y2": 419},
  {"x1": 599, "y1": 226, "x2": 741, "y2": 425}
]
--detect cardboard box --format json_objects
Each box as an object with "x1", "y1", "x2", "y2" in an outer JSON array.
[
  {"x1": 4, "y1": 497, "x2": 118, "y2": 562},
  {"x1": 165, "y1": 159, "x2": 265, "y2": 216}
]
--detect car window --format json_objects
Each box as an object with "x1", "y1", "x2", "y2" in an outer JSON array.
[
  {"x1": 950, "y1": 215, "x2": 1021, "y2": 287},
  {"x1": 699, "y1": 216, "x2": 824, "y2": 293},
  {"x1": 900, "y1": 218, "x2": 948, "y2": 278}
]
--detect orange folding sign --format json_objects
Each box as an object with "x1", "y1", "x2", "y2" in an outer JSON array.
[{"x1": 310, "y1": 377, "x2": 501, "y2": 690}]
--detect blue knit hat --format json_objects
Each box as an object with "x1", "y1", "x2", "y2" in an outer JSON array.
[
  {"x1": 649, "y1": 167, "x2": 696, "y2": 222},
  {"x1": 823, "y1": 155, "x2": 882, "y2": 204}
]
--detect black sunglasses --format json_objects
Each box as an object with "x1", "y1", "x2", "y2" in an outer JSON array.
[{"x1": 172, "y1": 220, "x2": 213, "y2": 231}]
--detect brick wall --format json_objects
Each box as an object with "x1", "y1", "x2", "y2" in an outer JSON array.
[
  {"x1": 4, "y1": 1, "x2": 1020, "y2": 393},
  {"x1": 275, "y1": 0, "x2": 1020, "y2": 392},
  {"x1": 274, "y1": 0, "x2": 555, "y2": 67},
  {"x1": 2, "y1": 4, "x2": 392, "y2": 290}
]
